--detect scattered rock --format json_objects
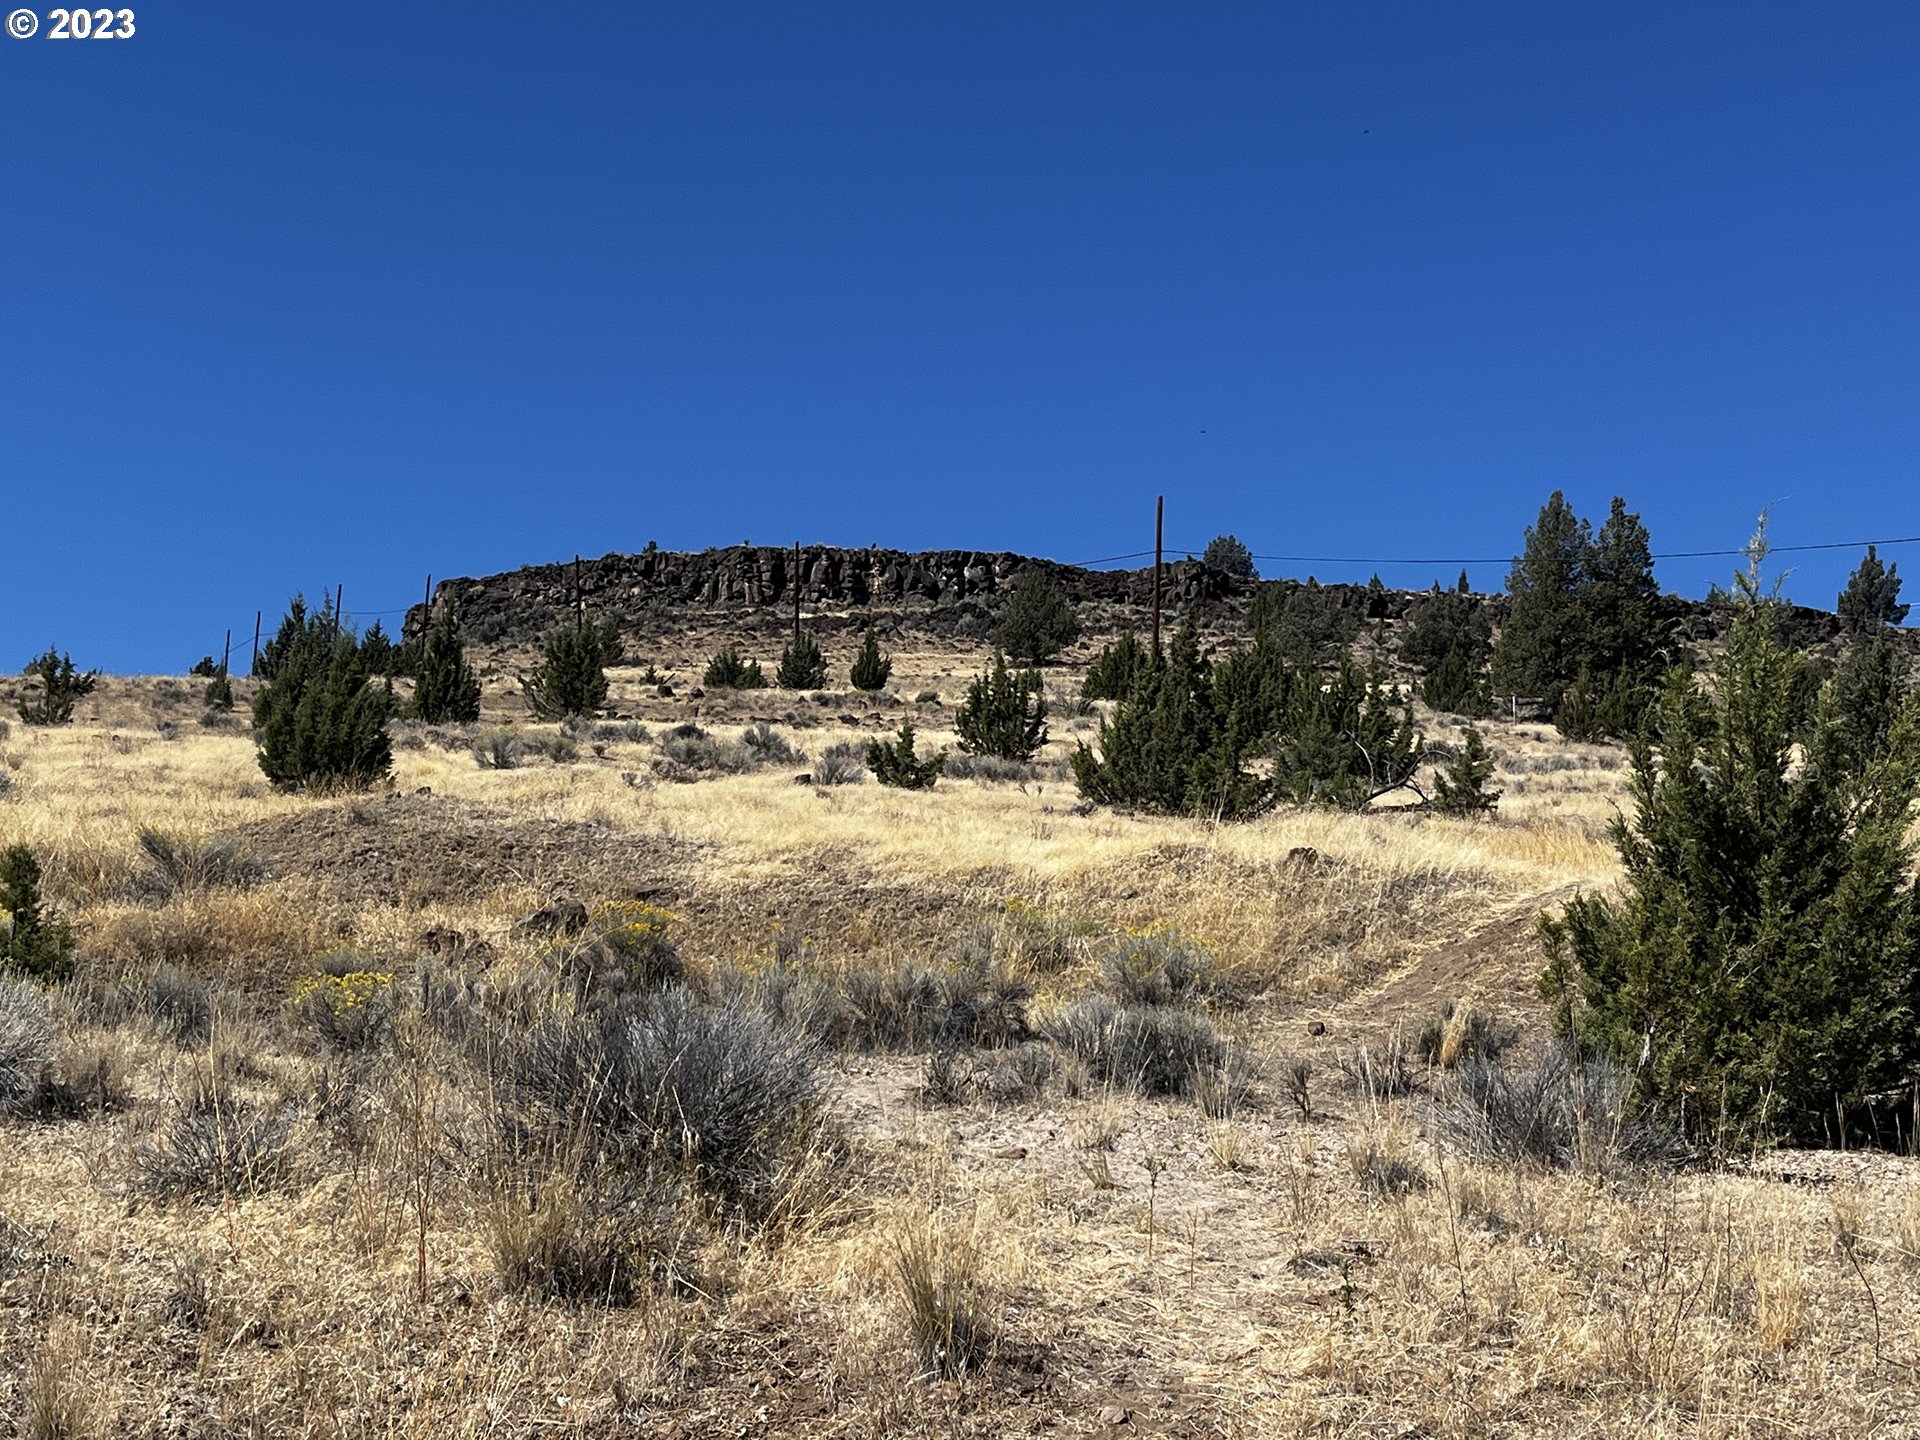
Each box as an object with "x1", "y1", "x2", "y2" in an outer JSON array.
[
  {"x1": 792, "y1": 773, "x2": 814, "y2": 786},
  {"x1": 1307, "y1": 1020, "x2": 1327, "y2": 1037},
  {"x1": 1097, "y1": 1405, "x2": 1132, "y2": 1427}
]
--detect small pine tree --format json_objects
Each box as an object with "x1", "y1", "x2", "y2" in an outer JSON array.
[
  {"x1": 1202, "y1": 534, "x2": 1257, "y2": 580},
  {"x1": 1082, "y1": 631, "x2": 1151, "y2": 702},
  {"x1": 190, "y1": 656, "x2": 218, "y2": 678},
  {"x1": 18, "y1": 647, "x2": 99, "y2": 726},
  {"x1": 1071, "y1": 621, "x2": 1265, "y2": 818},
  {"x1": 411, "y1": 610, "x2": 483, "y2": 724},
  {"x1": 252, "y1": 595, "x2": 396, "y2": 790},
  {"x1": 254, "y1": 597, "x2": 309, "y2": 680},
  {"x1": 1490, "y1": 491, "x2": 1590, "y2": 707},
  {"x1": 204, "y1": 671, "x2": 234, "y2": 712},
  {"x1": 359, "y1": 620, "x2": 397, "y2": 676},
  {"x1": 867, "y1": 720, "x2": 944, "y2": 789},
  {"x1": 1401, "y1": 584, "x2": 1492, "y2": 717},
  {"x1": 956, "y1": 650, "x2": 1048, "y2": 761},
  {"x1": 850, "y1": 626, "x2": 893, "y2": 691},
  {"x1": 996, "y1": 572, "x2": 1082, "y2": 665},
  {"x1": 521, "y1": 624, "x2": 614, "y2": 720},
  {"x1": 1270, "y1": 658, "x2": 1424, "y2": 810},
  {"x1": 1431, "y1": 726, "x2": 1500, "y2": 816},
  {"x1": 777, "y1": 629, "x2": 829, "y2": 689},
  {"x1": 1838, "y1": 545, "x2": 1910, "y2": 633},
  {"x1": 1546, "y1": 525, "x2": 1920, "y2": 1145},
  {"x1": 704, "y1": 646, "x2": 768, "y2": 689},
  {"x1": 0, "y1": 844, "x2": 74, "y2": 982},
  {"x1": 1247, "y1": 581, "x2": 1362, "y2": 663}
]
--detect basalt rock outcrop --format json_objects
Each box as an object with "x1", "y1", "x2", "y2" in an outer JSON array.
[{"x1": 405, "y1": 543, "x2": 1890, "y2": 658}]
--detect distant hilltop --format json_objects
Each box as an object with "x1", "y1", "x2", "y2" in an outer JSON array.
[{"x1": 404, "y1": 543, "x2": 1884, "y2": 653}]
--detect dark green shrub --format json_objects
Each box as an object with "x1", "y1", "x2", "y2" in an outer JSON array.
[
  {"x1": 252, "y1": 596, "x2": 396, "y2": 790},
  {"x1": 1, "y1": 844, "x2": 74, "y2": 983},
  {"x1": 1431, "y1": 726, "x2": 1501, "y2": 816},
  {"x1": 776, "y1": 630, "x2": 829, "y2": 689},
  {"x1": 1202, "y1": 534, "x2": 1257, "y2": 580},
  {"x1": 1081, "y1": 630, "x2": 1151, "y2": 702},
  {"x1": 203, "y1": 672, "x2": 234, "y2": 712},
  {"x1": 521, "y1": 623, "x2": 617, "y2": 720},
  {"x1": 1071, "y1": 621, "x2": 1264, "y2": 818},
  {"x1": 1402, "y1": 579, "x2": 1492, "y2": 717},
  {"x1": 358, "y1": 620, "x2": 398, "y2": 676},
  {"x1": 704, "y1": 646, "x2": 767, "y2": 689},
  {"x1": 17, "y1": 647, "x2": 98, "y2": 726},
  {"x1": 955, "y1": 650, "x2": 1048, "y2": 762},
  {"x1": 1838, "y1": 544, "x2": 1909, "y2": 632},
  {"x1": 1247, "y1": 581, "x2": 1360, "y2": 663},
  {"x1": 1268, "y1": 659, "x2": 1424, "y2": 810},
  {"x1": 190, "y1": 656, "x2": 219, "y2": 678},
  {"x1": 996, "y1": 572, "x2": 1081, "y2": 665},
  {"x1": 850, "y1": 627, "x2": 893, "y2": 691},
  {"x1": 867, "y1": 720, "x2": 944, "y2": 789},
  {"x1": 1543, "y1": 532, "x2": 1920, "y2": 1145},
  {"x1": 411, "y1": 610, "x2": 483, "y2": 723}
]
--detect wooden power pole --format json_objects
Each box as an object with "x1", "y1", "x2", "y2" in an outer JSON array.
[
  {"x1": 792, "y1": 541, "x2": 803, "y2": 642},
  {"x1": 220, "y1": 629, "x2": 231, "y2": 679},
  {"x1": 251, "y1": 610, "x2": 261, "y2": 675},
  {"x1": 1151, "y1": 495, "x2": 1164, "y2": 659}
]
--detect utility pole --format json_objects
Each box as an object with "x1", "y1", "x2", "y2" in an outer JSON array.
[
  {"x1": 334, "y1": 585, "x2": 344, "y2": 642},
  {"x1": 220, "y1": 629, "x2": 231, "y2": 679},
  {"x1": 251, "y1": 610, "x2": 262, "y2": 676},
  {"x1": 422, "y1": 573, "x2": 433, "y2": 611},
  {"x1": 1151, "y1": 495, "x2": 1164, "y2": 660},
  {"x1": 792, "y1": 540, "x2": 803, "y2": 643}
]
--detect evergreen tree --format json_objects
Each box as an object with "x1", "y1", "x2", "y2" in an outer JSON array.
[
  {"x1": 253, "y1": 595, "x2": 396, "y2": 789},
  {"x1": 190, "y1": 656, "x2": 218, "y2": 678},
  {"x1": 1401, "y1": 585, "x2": 1493, "y2": 717},
  {"x1": 776, "y1": 629, "x2": 829, "y2": 689},
  {"x1": 17, "y1": 647, "x2": 99, "y2": 726},
  {"x1": 521, "y1": 623, "x2": 614, "y2": 719},
  {"x1": 0, "y1": 843, "x2": 74, "y2": 983},
  {"x1": 1838, "y1": 545, "x2": 1910, "y2": 633},
  {"x1": 1269, "y1": 658, "x2": 1424, "y2": 810},
  {"x1": 254, "y1": 596, "x2": 310, "y2": 680},
  {"x1": 867, "y1": 720, "x2": 944, "y2": 789},
  {"x1": 703, "y1": 646, "x2": 767, "y2": 689},
  {"x1": 956, "y1": 650, "x2": 1048, "y2": 761},
  {"x1": 359, "y1": 620, "x2": 398, "y2": 677},
  {"x1": 1082, "y1": 630, "x2": 1152, "y2": 702},
  {"x1": 1490, "y1": 491, "x2": 1590, "y2": 707},
  {"x1": 1071, "y1": 621, "x2": 1265, "y2": 818},
  {"x1": 1247, "y1": 580, "x2": 1362, "y2": 663},
  {"x1": 849, "y1": 627, "x2": 893, "y2": 691},
  {"x1": 1545, "y1": 528, "x2": 1920, "y2": 1145},
  {"x1": 1202, "y1": 534, "x2": 1257, "y2": 580},
  {"x1": 204, "y1": 671, "x2": 234, "y2": 712},
  {"x1": 411, "y1": 610, "x2": 483, "y2": 724},
  {"x1": 996, "y1": 572, "x2": 1082, "y2": 665},
  {"x1": 1432, "y1": 726, "x2": 1501, "y2": 816}
]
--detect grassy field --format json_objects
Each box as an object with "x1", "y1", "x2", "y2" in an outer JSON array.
[{"x1": 2, "y1": 653, "x2": 1917, "y2": 1438}]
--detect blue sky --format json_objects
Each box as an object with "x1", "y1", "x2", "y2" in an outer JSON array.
[{"x1": 3, "y1": 3, "x2": 1915, "y2": 672}]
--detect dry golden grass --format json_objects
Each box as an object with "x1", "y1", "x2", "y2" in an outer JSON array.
[{"x1": 3, "y1": 672, "x2": 1912, "y2": 1436}]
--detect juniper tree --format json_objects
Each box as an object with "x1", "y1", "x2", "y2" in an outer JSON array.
[
  {"x1": 776, "y1": 630, "x2": 829, "y2": 690},
  {"x1": 0, "y1": 844, "x2": 74, "y2": 982},
  {"x1": 521, "y1": 622, "x2": 617, "y2": 720},
  {"x1": 358, "y1": 620, "x2": 398, "y2": 677},
  {"x1": 253, "y1": 595, "x2": 396, "y2": 789},
  {"x1": 997, "y1": 572, "x2": 1081, "y2": 665},
  {"x1": 1247, "y1": 581, "x2": 1361, "y2": 663},
  {"x1": 204, "y1": 671, "x2": 234, "y2": 712},
  {"x1": 849, "y1": 626, "x2": 892, "y2": 691},
  {"x1": 1431, "y1": 726, "x2": 1500, "y2": 816},
  {"x1": 867, "y1": 719, "x2": 944, "y2": 789},
  {"x1": 17, "y1": 647, "x2": 99, "y2": 726},
  {"x1": 410, "y1": 609, "x2": 482, "y2": 724},
  {"x1": 1490, "y1": 491, "x2": 1590, "y2": 707},
  {"x1": 1082, "y1": 630, "x2": 1152, "y2": 702},
  {"x1": 704, "y1": 646, "x2": 767, "y2": 689},
  {"x1": 1400, "y1": 584, "x2": 1492, "y2": 717},
  {"x1": 955, "y1": 650, "x2": 1048, "y2": 762},
  {"x1": 1543, "y1": 526, "x2": 1920, "y2": 1145},
  {"x1": 1269, "y1": 658, "x2": 1424, "y2": 810},
  {"x1": 1071, "y1": 621, "x2": 1265, "y2": 818},
  {"x1": 254, "y1": 597, "x2": 309, "y2": 681},
  {"x1": 1202, "y1": 534, "x2": 1257, "y2": 580},
  {"x1": 1838, "y1": 545, "x2": 1910, "y2": 633}
]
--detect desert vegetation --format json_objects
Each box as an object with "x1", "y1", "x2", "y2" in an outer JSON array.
[{"x1": 2, "y1": 523, "x2": 1918, "y2": 1436}]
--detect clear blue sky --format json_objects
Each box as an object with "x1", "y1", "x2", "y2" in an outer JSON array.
[{"x1": 4, "y1": 3, "x2": 1915, "y2": 672}]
